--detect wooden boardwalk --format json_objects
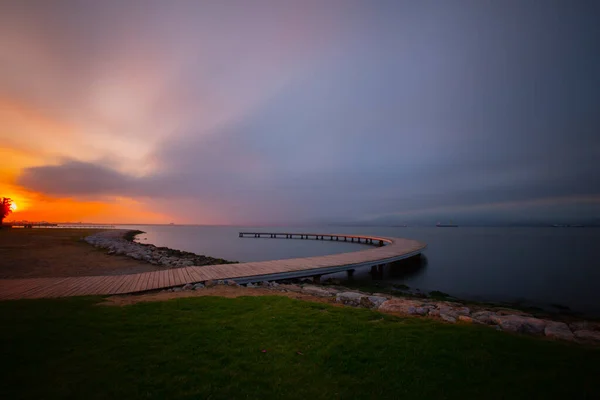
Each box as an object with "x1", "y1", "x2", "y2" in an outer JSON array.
[{"x1": 0, "y1": 233, "x2": 426, "y2": 300}]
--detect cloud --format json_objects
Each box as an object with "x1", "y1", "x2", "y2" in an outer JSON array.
[
  {"x1": 6, "y1": 1, "x2": 600, "y2": 224},
  {"x1": 18, "y1": 161, "x2": 140, "y2": 197}
]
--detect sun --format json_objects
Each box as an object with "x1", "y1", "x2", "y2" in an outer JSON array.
[{"x1": 10, "y1": 202, "x2": 17, "y2": 212}]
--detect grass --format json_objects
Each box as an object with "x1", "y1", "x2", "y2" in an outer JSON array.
[{"x1": 1, "y1": 296, "x2": 599, "y2": 400}]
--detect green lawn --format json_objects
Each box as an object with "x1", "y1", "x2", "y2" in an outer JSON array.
[{"x1": 1, "y1": 296, "x2": 598, "y2": 399}]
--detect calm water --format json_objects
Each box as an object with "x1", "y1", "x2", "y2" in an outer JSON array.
[{"x1": 123, "y1": 225, "x2": 600, "y2": 315}]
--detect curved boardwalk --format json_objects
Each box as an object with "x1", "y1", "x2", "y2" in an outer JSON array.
[{"x1": 0, "y1": 233, "x2": 426, "y2": 300}]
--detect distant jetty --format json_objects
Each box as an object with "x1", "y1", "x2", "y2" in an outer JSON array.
[{"x1": 436, "y1": 222, "x2": 458, "y2": 227}]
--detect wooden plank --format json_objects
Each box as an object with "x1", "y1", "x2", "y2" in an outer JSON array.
[
  {"x1": 68, "y1": 276, "x2": 104, "y2": 297},
  {"x1": 96, "y1": 275, "x2": 120, "y2": 295},
  {"x1": 180, "y1": 267, "x2": 193, "y2": 283},
  {"x1": 158, "y1": 269, "x2": 167, "y2": 288},
  {"x1": 85, "y1": 275, "x2": 113, "y2": 295},
  {"x1": 114, "y1": 274, "x2": 137, "y2": 294},
  {"x1": 173, "y1": 268, "x2": 185, "y2": 286},
  {"x1": 105, "y1": 275, "x2": 129, "y2": 295},
  {"x1": 139, "y1": 272, "x2": 152, "y2": 292},
  {"x1": 148, "y1": 271, "x2": 160, "y2": 290},
  {"x1": 18, "y1": 278, "x2": 72, "y2": 299},
  {"x1": 132, "y1": 272, "x2": 148, "y2": 293},
  {"x1": 122, "y1": 273, "x2": 143, "y2": 294},
  {"x1": 0, "y1": 278, "x2": 49, "y2": 299}
]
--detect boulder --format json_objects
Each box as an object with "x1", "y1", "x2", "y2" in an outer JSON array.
[
  {"x1": 246, "y1": 283, "x2": 256, "y2": 288},
  {"x1": 269, "y1": 282, "x2": 279, "y2": 287},
  {"x1": 458, "y1": 316, "x2": 473, "y2": 323},
  {"x1": 490, "y1": 315, "x2": 546, "y2": 335},
  {"x1": 360, "y1": 296, "x2": 387, "y2": 309},
  {"x1": 428, "y1": 309, "x2": 441, "y2": 317},
  {"x1": 172, "y1": 287, "x2": 183, "y2": 292},
  {"x1": 193, "y1": 283, "x2": 205, "y2": 290},
  {"x1": 378, "y1": 299, "x2": 424, "y2": 314},
  {"x1": 182, "y1": 283, "x2": 194, "y2": 291},
  {"x1": 574, "y1": 330, "x2": 600, "y2": 344},
  {"x1": 471, "y1": 311, "x2": 496, "y2": 325},
  {"x1": 454, "y1": 307, "x2": 471, "y2": 316},
  {"x1": 438, "y1": 306, "x2": 459, "y2": 319},
  {"x1": 260, "y1": 281, "x2": 270, "y2": 287},
  {"x1": 336, "y1": 292, "x2": 364, "y2": 307},
  {"x1": 544, "y1": 321, "x2": 574, "y2": 341},
  {"x1": 205, "y1": 280, "x2": 216, "y2": 287},
  {"x1": 303, "y1": 286, "x2": 335, "y2": 297},
  {"x1": 414, "y1": 307, "x2": 429, "y2": 316},
  {"x1": 441, "y1": 314, "x2": 457, "y2": 323},
  {"x1": 569, "y1": 321, "x2": 600, "y2": 332},
  {"x1": 226, "y1": 280, "x2": 238, "y2": 287},
  {"x1": 217, "y1": 280, "x2": 226, "y2": 285},
  {"x1": 493, "y1": 308, "x2": 533, "y2": 317},
  {"x1": 279, "y1": 284, "x2": 302, "y2": 292}
]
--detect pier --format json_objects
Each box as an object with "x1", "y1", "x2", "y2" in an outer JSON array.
[{"x1": 0, "y1": 233, "x2": 426, "y2": 299}]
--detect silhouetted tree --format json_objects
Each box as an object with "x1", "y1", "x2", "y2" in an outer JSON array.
[{"x1": 1, "y1": 197, "x2": 14, "y2": 228}]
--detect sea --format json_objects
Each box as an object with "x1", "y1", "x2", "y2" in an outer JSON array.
[{"x1": 122, "y1": 225, "x2": 600, "y2": 316}]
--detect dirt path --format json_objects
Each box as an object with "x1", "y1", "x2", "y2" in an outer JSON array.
[
  {"x1": 0, "y1": 228, "x2": 162, "y2": 278},
  {"x1": 101, "y1": 285, "x2": 340, "y2": 307}
]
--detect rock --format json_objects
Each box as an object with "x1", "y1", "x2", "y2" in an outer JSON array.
[
  {"x1": 494, "y1": 308, "x2": 533, "y2": 317},
  {"x1": 570, "y1": 321, "x2": 600, "y2": 332},
  {"x1": 429, "y1": 309, "x2": 440, "y2": 317},
  {"x1": 302, "y1": 285, "x2": 335, "y2": 297},
  {"x1": 574, "y1": 330, "x2": 600, "y2": 344},
  {"x1": 226, "y1": 280, "x2": 238, "y2": 287},
  {"x1": 193, "y1": 283, "x2": 205, "y2": 290},
  {"x1": 414, "y1": 307, "x2": 428, "y2": 316},
  {"x1": 544, "y1": 321, "x2": 574, "y2": 341},
  {"x1": 441, "y1": 314, "x2": 457, "y2": 323},
  {"x1": 458, "y1": 316, "x2": 473, "y2": 323},
  {"x1": 438, "y1": 306, "x2": 459, "y2": 319},
  {"x1": 182, "y1": 283, "x2": 193, "y2": 291},
  {"x1": 490, "y1": 315, "x2": 546, "y2": 335},
  {"x1": 205, "y1": 280, "x2": 216, "y2": 287},
  {"x1": 378, "y1": 299, "x2": 424, "y2": 314},
  {"x1": 260, "y1": 281, "x2": 270, "y2": 287},
  {"x1": 471, "y1": 311, "x2": 496, "y2": 325},
  {"x1": 454, "y1": 307, "x2": 471, "y2": 316},
  {"x1": 270, "y1": 282, "x2": 279, "y2": 287},
  {"x1": 172, "y1": 287, "x2": 183, "y2": 292},
  {"x1": 246, "y1": 283, "x2": 256, "y2": 288},
  {"x1": 336, "y1": 292, "x2": 364, "y2": 307},
  {"x1": 360, "y1": 296, "x2": 387, "y2": 309},
  {"x1": 279, "y1": 284, "x2": 302, "y2": 292},
  {"x1": 217, "y1": 280, "x2": 225, "y2": 285}
]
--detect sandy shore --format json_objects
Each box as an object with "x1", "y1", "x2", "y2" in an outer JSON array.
[{"x1": 0, "y1": 228, "x2": 163, "y2": 278}]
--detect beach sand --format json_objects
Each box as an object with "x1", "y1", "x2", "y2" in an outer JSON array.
[{"x1": 0, "y1": 228, "x2": 161, "y2": 278}]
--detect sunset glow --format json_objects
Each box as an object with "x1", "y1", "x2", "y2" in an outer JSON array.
[{"x1": 0, "y1": 2, "x2": 597, "y2": 225}]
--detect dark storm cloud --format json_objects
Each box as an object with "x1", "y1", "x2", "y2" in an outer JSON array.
[{"x1": 10, "y1": 1, "x2": 600, "y2": 223}]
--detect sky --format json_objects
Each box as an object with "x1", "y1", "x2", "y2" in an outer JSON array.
[{"x1": 1, "y1": 0, "x2": 599, "y2": 225}]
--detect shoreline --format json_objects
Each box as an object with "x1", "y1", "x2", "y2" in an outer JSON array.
[
  {"x1": 112, "y1": 280, "x2": 600, "y2": 346},
  {"x1": 85, "y1": 229, "x2": 237, "y2": 268},
  {"x1": 99, "y1": 229, "x2": 596, "y2": 319}
]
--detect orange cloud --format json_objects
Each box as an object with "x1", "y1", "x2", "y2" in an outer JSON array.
[{"x1": 7, "y1": 194, "x2": 170, "y2": 224}]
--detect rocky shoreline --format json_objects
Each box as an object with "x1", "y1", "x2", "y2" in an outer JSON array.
[
  {"x1": 159, "y1": 279, "x2": 600, "y2": 346},
  {"x1": 88, "y1": 230, "x2": 600, "y2": 345},
  {"x1": 85, "y1": 230, "x2": 236, "y2": 268}
]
